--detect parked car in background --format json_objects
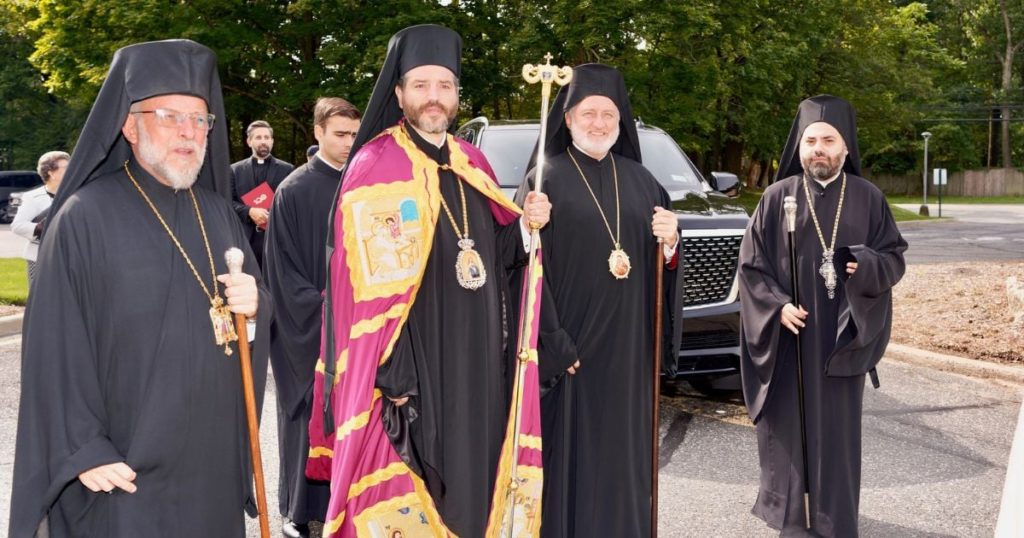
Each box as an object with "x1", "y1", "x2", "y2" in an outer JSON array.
[
  {"x1": 0, "y1": 171, "x2": 42, "y2": 224},
  {"x1": 456, "y1": 118, "x2": 749, "y2": 394}
]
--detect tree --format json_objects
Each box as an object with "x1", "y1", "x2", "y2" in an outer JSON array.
[
  {"x1": 0, "y1": 1, "x2": 85, "y2": 170},
  {"x1": 995, "y1": 0, "x2": 1024, "y2": 168},
  {"x1": 6, "y1": 0, "x2": 1004, "y2": 183}
]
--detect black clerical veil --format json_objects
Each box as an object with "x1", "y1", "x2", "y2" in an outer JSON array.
[
  {"x1": 49, "y1": 39, "x2": 232, "y2": 225},
  {"x1": 527, "y1": 63, "x2": 642, "y2": 171},
  {"x1": 774, "y1": 94, "x2": 862, "y2": 182},
  {"x1": 321, "y1": 24, "x2": 462, "y2": 431},
  {"x1": 344, "y1": 24, "x2": 462, "y2": 172}
]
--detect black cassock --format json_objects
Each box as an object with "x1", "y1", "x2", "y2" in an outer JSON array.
[
  {"x1": 9, "y1": 160, "x2": 270, "y2": 537},
  {"x1": 262, "y1": 156, "x2": 338, "y2": 524},
  {"x1": 739, "y1": 173, "x2": 907, "y2": 537},
  {"x1": 520, "y1": 146, "x2": 683, "y2": 538},
  {"x1": 373, "y1": 127, "x2": 526, "y2": 538},
  {"x1": 231, "y1": 154, "x2": 294, "y2": 267}
]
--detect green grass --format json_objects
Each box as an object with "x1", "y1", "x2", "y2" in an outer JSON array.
[
  {"x1": 0, "y1": 258, "x2": 29, "y2": 306},
  {"x1": 735, "y1": 188, "x2": 932, "y2": 222},
  {"x1": 735, "y1": 188, "x2": 764, "y2": 215},
  {"x1": 884, "y1": 194, "x2": 1024, "y2": 205},
  {"x1": 889, "y1": 205, "x2": 931, "y2": 221}
]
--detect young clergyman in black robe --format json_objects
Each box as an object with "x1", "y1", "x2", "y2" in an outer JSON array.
[
  {"x1": 306, "y1": 25, "x2": 551, "y2": 537},
  {"x1": 263, "y1": 97, "x2": 361, "y2": 538},
  {"x1": 8, "y1": 40, "x2": 271, "y2": 538},
  {"x1": 516, "y1": 63, "x2": 683, "y2": 538},
  {"x1": 739, "y1": 95, "x2": 907, "y2": 537}
]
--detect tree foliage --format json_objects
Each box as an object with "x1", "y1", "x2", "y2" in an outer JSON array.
[
  {"x1": 0, "y1": 0, "x2": 1019, "y2": 177},
  {"x1": 0, "y1": 1, "x2": 86, "y2": 171}
]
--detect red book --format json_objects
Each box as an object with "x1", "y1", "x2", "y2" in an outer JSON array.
[
  {"x1": 241, "y1": 181, "x2": 274, "y2": 230},
  {"x1": 241, "y1": 181, "x2": 274, "y2": 209}
]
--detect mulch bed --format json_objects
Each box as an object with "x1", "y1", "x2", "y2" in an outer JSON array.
[{"x1": 892, "y1": 261, "x2": 1024, "y2": 364}]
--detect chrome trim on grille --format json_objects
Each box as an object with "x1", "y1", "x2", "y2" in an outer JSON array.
[{"x1": 680, "y1": 229, "x2": 744, "y2": 308}]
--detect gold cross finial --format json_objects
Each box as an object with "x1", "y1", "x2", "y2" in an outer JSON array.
[{"x1": 522, "y1": 55, "x2": 572, "y2": 89}]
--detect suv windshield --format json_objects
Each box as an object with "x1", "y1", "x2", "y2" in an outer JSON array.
[
  {"x1": 474, "y1": 125, "x2": 706, "y2": 197},
  {"x1": 477, "y1": 127, "x2": 537, "y2": 189},
  {"x1": 637, "y1": 131, "x2": 704, "y2": 191}
]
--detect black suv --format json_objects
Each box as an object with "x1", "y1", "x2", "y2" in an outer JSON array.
[
  {"x1": 456, "y1": 118, "x2": 749, "y2": 393},
  {"x1": 0, "y1": 171, "x2": 42, "y2": 224}
]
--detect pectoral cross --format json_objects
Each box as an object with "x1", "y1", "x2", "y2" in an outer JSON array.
[{"x1": 819, "y1": 248, "x2": 838, "y2": 299}]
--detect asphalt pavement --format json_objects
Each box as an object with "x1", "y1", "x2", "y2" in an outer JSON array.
[
  {"x1": 894, "y1": 204, "x2": 1024, "y2": 264},
  {"x1": 657, "y1": 361, "x2": 1022, "y2": 537},
  {"x1": 0, "y1": 335, "x2": 1018, "y2": 536}
]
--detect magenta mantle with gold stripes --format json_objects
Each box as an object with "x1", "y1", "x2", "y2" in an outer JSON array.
[{"x1": 306, "y1": 123, "x2": 544, "y2": 537}]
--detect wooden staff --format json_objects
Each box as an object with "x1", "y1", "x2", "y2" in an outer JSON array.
[
  {"x1": 783, "y1": 196, "x2": 812, "y2": 530},
  {"x1": 652, "y1": 245, "x2": 665, "y2": 538},
  {"x1": 225, "y1": 248, "x2": 270, "y2": 538}
]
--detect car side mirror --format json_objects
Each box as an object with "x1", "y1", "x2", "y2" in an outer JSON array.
[{"x1": 710, "y1": 172, "x2": 740, "y2": 197}]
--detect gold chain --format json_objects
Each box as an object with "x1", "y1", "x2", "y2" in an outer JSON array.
[
  {"x1": 568, "y1": 148, "x2": 621, "y2": 249},
  {"x1": 437, "y1": 169, "x2": 470, "y2": 241},
  {"x1": 123, "y1": 161, "x2": 220, "y2": 303},
  {"x1": 801, "y1": 171, "x2": 847, "y2": 253}
]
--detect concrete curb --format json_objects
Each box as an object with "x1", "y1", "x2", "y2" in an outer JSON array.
[
  {"x1": 886, "y1": 343, "x2": 1024, "y2": 386},
  {"x1": 0, "y1": 313, "x2": 22, "y2": 339}
]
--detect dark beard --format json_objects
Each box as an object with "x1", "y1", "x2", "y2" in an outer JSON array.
[
  {"x1": 255, "y1": 146, "x2": 271, "y2": 159},
  {"x1": 802, "y1": 157, "x2": 841, "y2": 181}
]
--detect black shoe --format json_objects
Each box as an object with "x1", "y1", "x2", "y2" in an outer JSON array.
[
  {"x1": 660, "y1": 377, "x2": 688, "y2": 397},
  {"x1": 282, "y1": 519, "x2": 311, "y2": 538}
]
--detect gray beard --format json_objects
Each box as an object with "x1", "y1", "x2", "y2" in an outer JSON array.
[
  {"x1": 569, "y1": 123, "x2": 619, "y2": 158},
  {"x1": 137, "y1": 122, "x2": 206, "y2": 190}
]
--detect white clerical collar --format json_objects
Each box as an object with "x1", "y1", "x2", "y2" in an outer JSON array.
[
  {"x1": 317, "y1": 152, "x2": 343, "y2": 172},
  {"x1": 571, "y1": 142, "x2": 609, "y2": 162},
  {"x1": 255, "y1": 157, "x2": 266, "y2": 165},
  {"x1": 814, "y1": 170, "x2": 842, "y2": 188}
]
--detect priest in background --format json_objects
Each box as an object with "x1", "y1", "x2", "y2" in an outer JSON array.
[{"x1": 231, "y1": 119, "x2": 294, "y2": 267}]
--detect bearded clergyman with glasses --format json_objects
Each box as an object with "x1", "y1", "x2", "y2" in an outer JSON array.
[{"x1": 9, "y1": 40, "x2": 271, "y2": 538}]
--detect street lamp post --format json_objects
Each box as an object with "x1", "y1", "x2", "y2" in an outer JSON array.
[{"x1": 920, "y1": 131, "x2": 932, "y2": 217}]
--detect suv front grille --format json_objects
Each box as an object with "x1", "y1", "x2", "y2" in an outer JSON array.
[
  {"x1": 679, "y1": 330, "x2": 739, "y2": 350},
  {"x1": 682, "y1": 234, "x2": 742, "y2": 306}
]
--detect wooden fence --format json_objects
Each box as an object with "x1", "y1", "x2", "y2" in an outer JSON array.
[{"x1": 866, "y1": 168, "x2": 1024, "y2": 197}]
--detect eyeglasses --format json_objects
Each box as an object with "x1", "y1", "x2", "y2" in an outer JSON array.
[{"x1": 130, "y1": 108, "x2": 216, "y2": 131}]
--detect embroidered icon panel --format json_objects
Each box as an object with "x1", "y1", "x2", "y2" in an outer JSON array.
[
  {"x1": 353, "y1": 493, "x2": 445, "y2": 537},
  {"x1": 343, "y1": 181, "x2": 432, "y2": 302}
]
